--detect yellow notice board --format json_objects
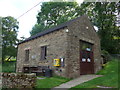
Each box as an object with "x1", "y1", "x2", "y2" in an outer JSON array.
[{"x1": 53, "y1": 59, "x2": 60, "y2": 66}]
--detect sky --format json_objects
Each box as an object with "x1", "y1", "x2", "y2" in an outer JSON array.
[{"x1": 0, "y1": 0, "x2": 84, "y2": 39}]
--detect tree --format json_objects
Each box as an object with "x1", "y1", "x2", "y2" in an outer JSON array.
[
  {"x1": 30, "y1": 24, "x2": 47, "y2": 36},
  {"x1": 30, "y1": 2, "x2": 79, "y2": 36},
  {"x1": 77, "y1": 2, "x2": 120, "y2": 54},
  {"x1": 2, "y1": 16, "x2": 19, "y2": 62},
  {"x1": 30, "y1": 1, "x2": 120, "y2": 54},
  {"x1": 18, "y1": 36, "x2": 26, "y2": 43},
  {"x1": 94, "y1": 2, "x2": 120, "y2": 54}
]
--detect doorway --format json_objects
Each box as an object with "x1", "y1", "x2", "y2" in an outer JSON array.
[{"x1": 80, "y1": 41, "x2": 94, "y2": 75}]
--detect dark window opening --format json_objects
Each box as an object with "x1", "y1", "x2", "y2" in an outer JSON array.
[
  {"x1": 41, "y1": 46, "x2": 47, "y2": 60},
  {"x1": 25, "y1": 49, "x2": 29, "y2": 61},
  {"x1": 80, "y1": 40, "x2": 93, "y2": 51}
]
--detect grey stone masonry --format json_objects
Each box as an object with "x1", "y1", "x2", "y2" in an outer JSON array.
[
  {"x1": 1, "y1": 73, "x2": 36, "y2": 88},
  {"x1": 16, "y1": 15, "x2": 102, "y2": 78}
]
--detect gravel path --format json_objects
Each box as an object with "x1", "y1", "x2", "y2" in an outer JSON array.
[{"x1": 52, "y1": 75, "x2": 103, "y2": 89}]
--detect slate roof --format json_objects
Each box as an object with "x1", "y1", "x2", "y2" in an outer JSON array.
[{"x1": 18, "y1": 16, "x2": 81, "y2": 45}]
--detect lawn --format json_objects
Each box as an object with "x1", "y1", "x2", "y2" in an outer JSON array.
[
  {"x1": 36, "y1": 76, "x2": 71, "y2": 88},
  {"x1": 1, "y1": 57, "x2": 119, "y2": 88},
  {"x1": 71, "y1": 59, "x2": 119, "y2": 88},
  {"x1": 2, "y1": 61, "x2": 16, "y2": 73}
]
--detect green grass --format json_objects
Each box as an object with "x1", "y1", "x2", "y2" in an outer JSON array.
[
  {"x1": 1, "y1": 57, "x2": 119, "y2": 89},
  {"x1": 71, "y1": 59, "x2": 119, "y2": 88},
  {"x1": 2, "y1": 61, "x2": 16, "y2": 73},
  {"x1": 36, "y1": 76, "x2": 71, "y2": 88},
  {"x1": 1, "y1": 57, "x2": 16, "y2": 72}
]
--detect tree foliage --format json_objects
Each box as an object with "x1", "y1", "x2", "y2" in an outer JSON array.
[
  {"x1": 30, "y1": 1, "x2": 120, "y2": 54},
  {"x1": 30, "y1": 2, "x2": 79, "y2": 36},
  {"x1": 79, "y1": 2, "x2": 120, "y2": 53},
  {"x1": 2, "y1": 16, "x2": 19, "y2": 62}
]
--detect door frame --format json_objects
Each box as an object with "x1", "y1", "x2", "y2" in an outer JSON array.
[{"x1": 79, "y1": 40, "x2": 94, "y2": 75}]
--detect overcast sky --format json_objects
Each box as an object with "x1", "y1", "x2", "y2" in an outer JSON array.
[{"x1": 0, "y1": 0, "x2": 83, "y2": 39}]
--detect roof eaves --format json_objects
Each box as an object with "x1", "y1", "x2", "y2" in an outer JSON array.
[
  {"x1": 18, "y1": 25, "x2": 67, "y2": 45},
  {"x1": 18, "y1": 16, "x2": 82, "y2": 45}
]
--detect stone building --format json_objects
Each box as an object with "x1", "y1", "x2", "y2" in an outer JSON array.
[{"x1": 16, "y1": 15, "x2": 102, "y2": 78}]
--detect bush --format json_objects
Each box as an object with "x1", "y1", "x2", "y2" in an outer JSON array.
[{"x1": 101, "y1": 50, "x2": 112, "y2": 64}]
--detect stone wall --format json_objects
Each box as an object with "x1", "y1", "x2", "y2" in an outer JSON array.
[
  {"x1": 65, "y1": 15, "x2": 102, "y2": 78},
  {"x1": 16, "y1": 28, "x2": 68, "y2": 77},
  {"x1": 16, "y1": 15, "x2": 102, "y2": 78},
  {"x1": 1, "y1": 73, "x2": 36, "y2": 88}
]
